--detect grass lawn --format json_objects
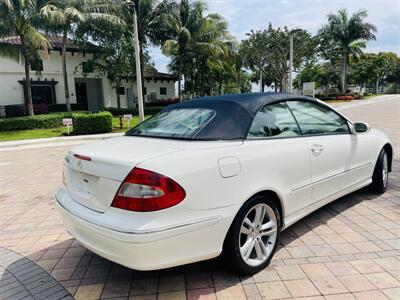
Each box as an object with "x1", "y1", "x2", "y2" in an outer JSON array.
[{"x1": 0, "y1": 116, "x2": 149, "y2": 142}]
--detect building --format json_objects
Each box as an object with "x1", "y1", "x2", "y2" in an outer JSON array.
[{"x1": 0, "y1": 36, "x2": 176, "y2": 116}]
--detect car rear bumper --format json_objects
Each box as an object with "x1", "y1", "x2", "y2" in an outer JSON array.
[{"x1": 55, "y1": 187, "x2": 236, "y2": 270}]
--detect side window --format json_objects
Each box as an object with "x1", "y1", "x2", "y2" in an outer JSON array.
[
  {"x1": 287, "y1": 101, "x2": 350, "y2": 135},
  {"x1": 247, "y1": 102, "x2": 301, "y2": 139}
]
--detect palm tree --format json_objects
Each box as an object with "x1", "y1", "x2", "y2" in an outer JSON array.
[
  {"x1": 124, "y1": 0, "x2": 159, "y2": 100},
  {"x1": 319, "y1": 9, "x2": 376, "y2": 94},
  {"x1": 41, "y1": 0, "x2": 122, "y2": 112},
  {"x1": 0, "y1": 0, "x2": 49, "y2": 116},
  {"x1": 156, "y1": 0, "x2": 230, "y2": 100}
]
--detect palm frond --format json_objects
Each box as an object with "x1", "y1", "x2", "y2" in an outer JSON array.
[{"x1": 0, "y1": 41, "x2": 20, "y2": 61}]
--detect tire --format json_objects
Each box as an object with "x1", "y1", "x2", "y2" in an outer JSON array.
[
  {"x1": 370, "y1": 149, "x2": 389, "y2": 194},
  {"x1": 223, "y1": 196, "x2": 281, "y2": 275}
]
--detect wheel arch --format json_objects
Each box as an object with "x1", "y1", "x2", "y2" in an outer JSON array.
[
  {"x1": 383, "y1": 143, "x2": 393, "y2": 172},
  {"x1": 248, "y1": 190, "x2": 285, "y2": 228},
  {"x1": 222, "y1": 189, "x2": 285, "y2": 252},
  {"x1": 225, "y1": 189, "x2": 285, "y2": 238}
]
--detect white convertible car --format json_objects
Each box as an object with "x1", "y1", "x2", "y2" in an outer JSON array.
[{"x1": 56, "y1": 93, "x2": 393, "y2": 274}]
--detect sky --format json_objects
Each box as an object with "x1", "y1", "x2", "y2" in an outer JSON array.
[{"x1": 149, "y1": 0, "x2": 400, "y2": 75}]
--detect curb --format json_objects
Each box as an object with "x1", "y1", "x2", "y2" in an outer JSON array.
[{"x1": 0, "y1": 132, "x2": 125, "y2": 149}]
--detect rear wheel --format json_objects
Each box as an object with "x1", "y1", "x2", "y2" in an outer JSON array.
[
  {"x1": 224, "y1": 196, "x2": 280, "y2": 274},
  {"x1": 370, "y1": 149, "x2": 389, "y2": 194}
]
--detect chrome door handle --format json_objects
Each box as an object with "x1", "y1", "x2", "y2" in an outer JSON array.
[{"x1": 310, "y1": 144, "x2": 324, "y2": 153}]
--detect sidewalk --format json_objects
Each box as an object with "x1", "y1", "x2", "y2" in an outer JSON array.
[
  {"x1": 328, "y1": 94, "x2": 398, "y2": 110},
  {"x1": 0, "y1": 132, "x2": 124, "y2": 151}
]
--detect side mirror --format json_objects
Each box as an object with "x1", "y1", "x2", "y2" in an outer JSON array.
[{"x1": 353, "y1": 122, "x2": 370, "y2": 134}]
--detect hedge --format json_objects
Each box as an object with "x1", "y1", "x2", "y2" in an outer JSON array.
[
  {"x1": 0, "y1": 112, "x2": 74, "y2": 131},
  {"x1": 105, "y1": 106, "x2": 163, "y2": 116},
  {"x1": 48, "y1": 103, "x2": 87, "y2": 112},
  {"x1": 72, "y1": 112, "x2": 113, "y2": 135}
]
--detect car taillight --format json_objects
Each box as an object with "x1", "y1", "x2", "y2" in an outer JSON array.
[{"x1": 111, "y1": 168, "x2": 186, "y2": 212}]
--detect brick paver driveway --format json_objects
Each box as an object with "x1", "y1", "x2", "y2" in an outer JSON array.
[{"x1": 1, "y1": 97, "x2": 399, "y2": 300}]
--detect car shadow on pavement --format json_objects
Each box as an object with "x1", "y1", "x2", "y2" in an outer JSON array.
[{"x1": 1, "y1": 161, "x2": 398, "y2": 299}]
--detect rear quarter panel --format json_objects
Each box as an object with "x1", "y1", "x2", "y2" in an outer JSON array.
[{"x1": 137, "y1": 138, "x2": 311, "y2": 219}]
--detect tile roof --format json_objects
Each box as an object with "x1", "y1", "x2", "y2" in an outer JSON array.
[
  {"x1": 1, "y1": 36, "x2": 177, "y2": 81},
  {"x1": 0, "y1": 35, "x2": 92, "y2": 52}
]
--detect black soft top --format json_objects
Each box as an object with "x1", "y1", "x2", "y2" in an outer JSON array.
[{"x1": 162, "y1": 93, "x2": 317, "y2": 140}]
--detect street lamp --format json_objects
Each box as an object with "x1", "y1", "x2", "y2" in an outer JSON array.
[
  {"x1": 288, "y1": 29, "x2": 301, "y2": 94},
  {"x1": 125, "y1": 0, "x2": 144, "y2": 122}
]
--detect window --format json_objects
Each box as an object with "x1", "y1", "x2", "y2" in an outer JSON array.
[
  {"x1": 247, "y1": 102, "x2": 301, "y2": 139},
  {"x1": 30, "y1": 59, "x2": 43, "y2": 71},
  {"x1": 118, "y1": 87, "x2": 125, "y2": 95},
  {"x1": 287, "y1": 101, "x2": 350, "y2": 135},
  {"x1": 127, "y1": 109, "x2": 215, "y2": 139},
  {"x1": 82, "y1": 62, "x2": 93, "y2": 73},
  {"x1": 160, "y1": 87, "x2": 167, "y2": 95}
]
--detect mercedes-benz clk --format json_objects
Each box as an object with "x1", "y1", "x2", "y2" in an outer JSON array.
[{"x1": 56, "y1": 93, "x2": 393, "y2": 274}]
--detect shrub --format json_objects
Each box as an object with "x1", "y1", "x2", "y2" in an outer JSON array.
[
  {"x1": 72, "y1": 112, "x2": 113, "y2": 135},
  {"x1": 48, "y1": 103, "x2": 87, "y2": 112},
  {"x1": 0, "y1": 113, "x2": 74, "y2": 131},
  {"x1": 105, "y1": 106, "x2": 163, "y2": 116},
  {"x1": 147, "y1": 98, "x2": 179, "y2": 107},
  {"x1": 336, "y1": 95, "x2": 363, "y2": 100}
]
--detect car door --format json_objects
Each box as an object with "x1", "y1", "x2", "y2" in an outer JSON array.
[
  {"x1": 242, "y1": 101, "x2": 312, "y2": 218},
  {"x1": 286, "y1": 100, "x2": 368, "y2": 204}
]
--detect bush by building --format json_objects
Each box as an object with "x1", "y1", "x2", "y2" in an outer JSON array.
[
  {"x1": 72, "y1": 112, "x2": 113, "y2": 135},
  {"x1": 105, "y1": 106, "x2": 163, "y2": 116},
  {"x1": 0, "y1": 112, "x2": 74, "y2": 131}
]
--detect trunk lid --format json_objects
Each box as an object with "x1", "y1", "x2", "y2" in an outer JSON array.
[{"x1": 63, "y1": 136, "x2": 243, "y2": 212}]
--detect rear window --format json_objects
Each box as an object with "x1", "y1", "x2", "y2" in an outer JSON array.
[{"x1": 126, "y1": 108, "x2": 215, "y2": 139}]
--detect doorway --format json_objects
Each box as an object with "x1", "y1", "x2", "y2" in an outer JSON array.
[
  {"x1": 74, "y1": 78, "x2": 104, "y2": 112},
  {"x1": 75, "y1": 82, "x2": 88, "y2": 109}
]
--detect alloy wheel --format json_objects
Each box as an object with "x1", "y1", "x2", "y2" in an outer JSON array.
[
  {"x1": 239, "y1": 203, "x2": 277, "y2": 267},
  {"x1": 382, "y1": 152, "x2": 388, "y2": 188}
]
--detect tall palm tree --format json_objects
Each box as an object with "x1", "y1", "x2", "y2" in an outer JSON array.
[
  {"x1": 41, "y1": 0, "x2": 122, "y2": 112},
  {"x1": 0, "y1": 0, "x2": 49, "y2": 116},
  {"x1": 319, "y1": 9, "x2": 376, "y2": 93},
  {"x1": 156, "y1": 0, "x2": 229, "y2": 100},
  {"x1": 124, "y1": 0, "x2": 159, "y2": 100}
]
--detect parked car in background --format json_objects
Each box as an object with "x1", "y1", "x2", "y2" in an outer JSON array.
[{"x1": 56, "y1": 93, "x2": 393, "y2": 274}]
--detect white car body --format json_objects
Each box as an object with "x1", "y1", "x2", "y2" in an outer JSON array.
[{"x1": 56, "y1": 97, "x2": 392, "y2": 271}]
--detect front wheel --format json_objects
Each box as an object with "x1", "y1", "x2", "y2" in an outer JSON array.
[
  {"x1": 370, "y1": 149, "x2": 389, "y2": 194},
  {"x1": 224, "y1": 196, "x2": 280, "y2": 274}
]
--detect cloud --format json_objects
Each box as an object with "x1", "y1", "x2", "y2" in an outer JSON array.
[{"x1": 151, "y1": 0, "x2": 400, "y2": 73}]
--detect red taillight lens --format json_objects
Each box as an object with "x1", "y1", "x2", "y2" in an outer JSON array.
[
  {"x1": 111, "y1": 168, "x2": 186, "y2": 212},
  {"x1": 74, "y1": 154, "x2": 92, "y2": 161}
]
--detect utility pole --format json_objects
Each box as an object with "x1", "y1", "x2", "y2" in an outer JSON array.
[
  {"x1": 127, "y1": 0, "x2": 144, "y2": 122},
  {"x1": 288, "y1": 32, "x2": 293, "y2": 93},
  {"x1": 259, "y1": 68, "x2": 263, "y2": 93}
]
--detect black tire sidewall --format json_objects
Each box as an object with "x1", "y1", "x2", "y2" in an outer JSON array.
[
  {"x1": 225, "y1": 196, "x2": 281, "y2": 275},
  {"x1": 372, "y1": 149, "x2": 388, "y2": 193}
]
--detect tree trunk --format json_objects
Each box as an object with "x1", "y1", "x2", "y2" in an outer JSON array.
[
  {"x1": 20, "y1": 36, "x2": 34, "y2": 116},
  {"x1": 23, "y1": 54, "x2": 34, "y2": 116},
  {"x1": 139, "y1": 43, "x2": 146, "y2": 102},
  {"x1": 62, "y1": 28, "x2": 72, "y2": 112},
  {"x1": 178, "y1": 56, "x2": 183, "y2": 101},
  {"x1": 281, "y1": 74, "x2": 287, "y2": 93},
  {"x1": 116, "y1": 80, "x2": 121, "y2": 109},
  {"x1": 340, "y1": 57, "x2": 347, "y2": 94},
  {"x1": 375, "y1": 79, "x2": 379, "y2": 94}
]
